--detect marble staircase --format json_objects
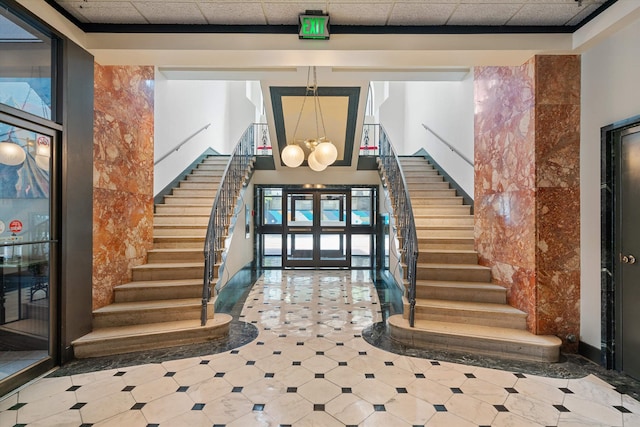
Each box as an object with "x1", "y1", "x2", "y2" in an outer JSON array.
[
  {"x1": 72, "y1": 156, "x2": 232, "y2": 358},
  {"x1": 388, "y1": 156, "x2": 562, "y2": 363}
]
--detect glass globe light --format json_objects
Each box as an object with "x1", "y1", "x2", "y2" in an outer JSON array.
[
  {"x1": 307, "y1": 151, "x2": 327, "y2": 172},
  {"x1": 0, "y1": 142, "x2": 26, "y2": 166},
  {"x1": 314, "y1": 140, "x2": 337, "y2": 166},
  {"x1": 281, "y1": 144, "x2": 304, "y2": 168}
]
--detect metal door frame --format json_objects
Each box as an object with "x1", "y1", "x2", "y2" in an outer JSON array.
[
  {"x1": 283, "y1": 188, "x2": 351, "y2": 268},
  {"x1": 600, "y1": 115, "x2": 640, "y2": 372}
]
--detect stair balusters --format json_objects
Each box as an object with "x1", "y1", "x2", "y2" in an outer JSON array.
[{"x1": 377, "y1": 125, "x2": 419, "y2": 327}]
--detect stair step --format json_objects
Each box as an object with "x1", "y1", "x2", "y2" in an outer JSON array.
[
  {"x1": 147, "y1": 248, "x2": 203, "y2": 262},
  {"x1": 403, "y1": 169, "x2": 440, "y2": 176},
  {"x1": 415, "y1": 263, "x2": 491, "y2": 282},
  {"x1": 186, "y1": 175, "x2": 224, "y2": 182},
  {"x1": 410, "y1": 197, "x2": 463, "y2": 206},
  {"x1": 407, "y1": 181, "x2": 449, "y2": 190},
  {"x1": 414, "y1": 215, "x2": 474, "y2": 226},
  {"x1": 155, "y1": 205, "x2": 212, "y2": 215},
  {"x1": 387, "y1": 316, "x2": 561, "y2": 363},
  {"x1": 417, "y1": 249, "x2": 478, "y2": 264},
  {"x1": 407, "y1": 299, "x2": 527, "y2": 329},
  {"x1": 72, "y1": 315, "x2": 232, "y2": 358},
  {"x1": 414, "y1": 280, "x2": 506, "y2": 303},
  {"x1": 154, "y1": 214, "x2": 209, "y2": 226},
  {"x1": 163, "y1": 195, "x2": 215, "y2": 205},
  {"x1": 93, "y1": 298, "x2": 210, "y2": 328},
  {"x1": 412, "y1": 205, "x2": 471, "y2": 215},
  {"x1": 417, "y1": 236, "x2": 474, "y2": 250},
  {"x1": 115, "y1": 279, "x2": 202, "y2": 302},
  {"x1": 407, "y1": 189, "x2": 458, "y2": 199},
  {"x1": 415, "y1": 225, "x2": 474, "y2": 238},
  {"x1": 152, "y1": 226, "x2": 207, "y2": 237},
  {"x1": 178, "y1": 181, "x2": 219, "y2": 190},
  {"x1": 171, "y1": 188, "x2": 217, "y2": 197},
  {"x1": 404, "y1": 175, "x2": 444, "y2": 184},
  {"x1": 132, "y1": 262, "x2": 204, "y2": 281},
  {"x1": 153, "y1": 237, "x2": 206, "y2": 249}
]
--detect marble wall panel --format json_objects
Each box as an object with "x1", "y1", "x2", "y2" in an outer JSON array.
[
  {"x1": 92, "y1": 64, "x2": 154, "y2": 310},
  {"x1": 474, "y1": 60, "x2": 537, "y2": 327},
  {"x1": 474, "y1": 56, "x2": 581, "y2": 350}
]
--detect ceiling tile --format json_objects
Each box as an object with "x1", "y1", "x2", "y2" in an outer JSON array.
[
  {"x1": 447, "y1": 3, "x2": 522, "y2": 26},
  {"x1": 199, "y1": 2, "x2": 267, "y2": 25},
  {"x1": 57, "y1": 1, "x2": 148, "y2": 24},
  {"x1": 263, "y1": 2, "x2": 328, "y2": 25},
  {"x1": 135, "y1": 2, "x2": 207, "y2": 24},
  {"x1": 388, "y1": 3, "x2": 457, "y2": 26},
  {"x1": 328, "y1": 2, "x2": 393, "y2": 25},
  {"x1": 507, "y1": 2, "x2": 600, "y2": 26}
]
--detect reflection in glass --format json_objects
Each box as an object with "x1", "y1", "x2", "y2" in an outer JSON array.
[
  {"x1": 287, "y1": 234, "x2": 313, "y2": 260},
  {"x1": 321, "y1": 194, "x2": 346, "y2": 227},
  {"x1": 0, "y1": 243, "x2": 50, "y2": 381},
  {"x1": 288, "y1": 194, "x2": 313, "y2": 227},
  {"x1": 352, "y1": 188, "x2": 372, "y2": 225},
  {"x1": 0, "y1": 10, "x2": 53, "y2": 120},
  {"x1": 263, "y1": 188, "x2": 282, "y2": 225},
  {"x1": 320, "y1": 234, "x2": 346, "y2": 261},
  {"x1": 262, "y1": 234, "x2": 282, "y2": 267},
  {"x1": 0, "y1": 121, "x2": 51, "y2": 383}
]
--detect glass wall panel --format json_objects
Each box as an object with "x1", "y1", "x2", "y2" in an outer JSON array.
[
  {"x1": 0, "y1": 120, "x2": 51, "y2": 382},
  {"x1": 288, "y1": 193, "x2": 313, "y2": 227},
  {"x1": 0, "y1": 9, "x2": 54, "y2": 120},
  {"x1": 320, "y1": 194, "x2": 346, "y2": 227},
  {"x1": 262, "y1": 188, "x2": 282, "y2": 225},
  {"x1": 320, "y1": 234, "x2": 346, "y2": 261},
  {"x1": 287, "y1": 234, "x2": 313, "y2": 260},
  {"x1": 261, "y1": 234, "x2": 282, "y2": 268},
  {"x1": 352, "y1": 188, "x2": 372, "y2": 226},
  {"x1": 352, "y1": 234, "x2": 371, "y2": 268}
]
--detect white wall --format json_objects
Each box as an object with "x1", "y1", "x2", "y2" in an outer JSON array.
[
  {"x1": 580, "y1": 16, "x2": 640, "y2": 348},
  {"x1": 404, "y1": 76, "x2": 475, "y2": 197},
  {"x1": 378, "y1": 77, "x2": 475, "y2": 197},
  {"x1": 378, "y1": 82, "x2": 406, "y2": 148},
  {"x1": 215, "y1": 182, "x2": 254, "y2": 292},
  {"x1": 154, "y1": 77, "x2": 258, "y2": 195}
]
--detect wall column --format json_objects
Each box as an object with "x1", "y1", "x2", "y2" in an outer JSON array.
[
  {"x1": 92, "y1": 65, "x2": 155, "y2": 309},
  {"x1": 474, "y1": 55, "x2": 580, "y2": 351}
]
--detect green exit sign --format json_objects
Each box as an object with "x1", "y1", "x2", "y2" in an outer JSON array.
[{"x1": 299, "y1": 13, "x2": 330, "y2": 40}]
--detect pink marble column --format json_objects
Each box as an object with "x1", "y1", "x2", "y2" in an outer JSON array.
[
  {"x1": 93, "y1": 65, "x2": 154, "y2": 310},
  {"x1": 474, "y1": 56, "x2": 580, "y2": 351}
]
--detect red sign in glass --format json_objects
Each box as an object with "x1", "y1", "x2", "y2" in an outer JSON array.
[{"x1": 9, "y1": 220, "x2": 23, "y2": 233}]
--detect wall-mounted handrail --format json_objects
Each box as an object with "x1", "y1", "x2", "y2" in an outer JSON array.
[
  {"x1": 421, "y1": 123, "x2": 473, "y2": 167},
  {"x1": 377, "y1": 124, "x2": 419, "y2": 327},
  {"x1": 154, "y1": 123, "x2": 211, "y2": 166},
  {"x1": 201, "y1": 124, "x2": 255, "y2": 325}
]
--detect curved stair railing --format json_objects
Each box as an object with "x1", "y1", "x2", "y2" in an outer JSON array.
[
  {"x1": 377, "y1": 125, "x2": 420, "y2": 327},
  {"x1": 201, "y1": 125, "x2": 256, "y2": 325}
]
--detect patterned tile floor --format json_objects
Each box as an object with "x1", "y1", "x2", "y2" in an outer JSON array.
[{"x1": 1, "y1": 270, "x2": 639, "y2": 426}]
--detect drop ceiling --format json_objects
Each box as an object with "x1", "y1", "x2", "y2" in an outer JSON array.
[{"x1": 47, "y1": 0, "x2": 613, "y2": 32}]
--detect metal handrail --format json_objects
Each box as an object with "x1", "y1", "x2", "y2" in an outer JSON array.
[
  {"x1": 421, "y1": 123, "x2": 473, "y2": 167},
  {"x1": 201, "y1": 125, "x2": 255, "y2": 325},
  {"x1": 155, "y1": 123, "x2": 212, "y2": 166},
  {"x1": 377, "y1": 124, "x2": 419, "y2": 327}
]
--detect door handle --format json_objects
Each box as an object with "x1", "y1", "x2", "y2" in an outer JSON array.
[{"x1": 622, "y1": 254, "x2": 636, "y2": 264}]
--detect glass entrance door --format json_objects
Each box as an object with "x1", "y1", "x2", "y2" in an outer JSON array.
[
  {"x1": 284, "y1": 190, "x2": 350, "y2": 268},
  {"x1": 257, "y1": 186, "x2": 376, "y2": 269}
]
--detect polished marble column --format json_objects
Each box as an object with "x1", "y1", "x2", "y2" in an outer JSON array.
[
  {"x1": 92, "y1": 65, "x2": 155, "y2": 309},
  {"x1": 474, "y1": 56, "x2": 580, "y2": 351}
]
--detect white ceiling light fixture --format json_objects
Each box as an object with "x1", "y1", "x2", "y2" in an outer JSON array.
[
  {"x1": 281, "y1": 66, "x2": 338, "y2": 171},
  {"x1": 0, "y1": 138, "x2": 26, "y2": 166}
]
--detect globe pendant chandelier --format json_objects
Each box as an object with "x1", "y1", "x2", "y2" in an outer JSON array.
[
  {"x1": 0, "y1": 131, "x2": 26, "y2": 166},
  {"x1": 280, "y1": 67, "x2": 338, "y2": 172}
]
